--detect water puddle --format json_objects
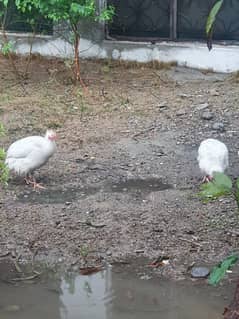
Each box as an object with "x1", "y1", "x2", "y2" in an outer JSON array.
[
  {"x1": 17, "y1": 178, "x2": 172, "y2": 204},
  {"x1": 109, "y1": 177, "x2": 172, "y2": 193},
  {"x1": 0, "y1": 262, "x2": 233, "y2": 319},
  {"x1": 18, "y1": 186, "x2": 99, "y2": 204}
]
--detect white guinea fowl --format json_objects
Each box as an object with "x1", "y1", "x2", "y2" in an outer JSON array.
[
  {"x1": 197, "y1": 138, "x2": 229, "y2": 182},
  {"x1": 5, "y1": 129, "x2": 57, "y2": 189}
]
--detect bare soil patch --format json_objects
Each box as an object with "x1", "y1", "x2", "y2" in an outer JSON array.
[{"x1": 1, "y1": 56, "x2": 239, "y2": 279}]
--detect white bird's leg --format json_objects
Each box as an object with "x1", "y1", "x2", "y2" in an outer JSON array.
[
  {"x1": 24, "y1": 174, "x2": 46, "y2": 190},
  {"x1": 202, "y1": 175, "x2": 213, "y2": 183},
  {"x1": 24, "y1": 174, "x2": 33, "y2": 185}
]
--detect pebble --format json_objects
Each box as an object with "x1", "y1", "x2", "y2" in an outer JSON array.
[
  {"x1": 212, "y1": 122, "x2": 225, "y2": 132},
  {"x1": 72, "y1": 265, "x2": 79, "y2": 272},
  {"x1": 176, "y1": 110, "x2": 187, "y2": 116},
  {"x1": 135, "y1": 249, "x2": 144, "y2": 253},
  {"x1": 196, "y1": 103, "x2": 209, "y2": 111},
  {"x1": 140, "y1": 274, "x2": 152, "y2": 280},
  {"x1": 106, "y1": 250, "x2": 112, "y2": 256},
  {"x1": 201, "y1": 111, "x2": 213, "y2": 120},
  {"x1": 179, "y1": 93, "x2": 191, "y2": 98},
  {"x1": 209, "y1": 89, "x2": 220, "y2": 96},
  {"x1": 158, "y1": 102, "x2": 168, "y2": 109},
  {"x1": 65, "y1": 201, "x2": 71, "y2": 206},
  {"x1": 191, "y1": 266, "x2": 210, "y2": 278}
]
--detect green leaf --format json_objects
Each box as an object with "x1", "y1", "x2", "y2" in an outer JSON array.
[
  {"x1": 98, "y1": 5, "x2": 115, "y2": 22},
  {"x1": 206, "y1": 0, "x2": 224, "y2": 50},
  {"x1": 206, "y1": 0, "x2": 223, "y2": 35},
  {"x1": 0, "y1": 148, "x2": 6, "y2": 160},
  {"x1": 1, "y1": 41, "x2": 14, "y2": 56},
  {"x1": 0, "y1": 122, "x2": 5, "y2": 136},
  {"x1": 199, "y1": 172, "x2": 232, "y2": 200},
  {"x1": 70, "y1": 1, "x2": 95, "y2": 17},
  {"x1": 235, "y1": 178, "x2": 239, "y2": 208},
  {"x1": 3, "y1": 0, "x2": 9, "y2": 7},
  {"x1": 213, "y1": 172, "x2": 232, "y2": 189},
  {"x1": 208, "y1": 255, "x2": 238, "y2": 286}
]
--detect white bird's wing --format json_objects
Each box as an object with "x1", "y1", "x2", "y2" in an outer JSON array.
[{"x1": 6, "y1": 136, "x2": 44, "y2": 159}]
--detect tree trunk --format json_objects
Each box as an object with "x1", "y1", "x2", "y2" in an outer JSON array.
[
  {"x1": 72, "y1": 24, "x2": 88, "y2": 92},
  {"x1": 74, "y1": 32, "x2": 80, "y2": 82}
]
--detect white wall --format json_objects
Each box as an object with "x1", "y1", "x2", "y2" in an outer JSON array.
[{"x1": 4, "y1": 32, "x2": 239, "y2": 73}]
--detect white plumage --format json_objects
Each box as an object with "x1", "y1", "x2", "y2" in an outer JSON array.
[
  {"x1": 5, "y1": 129, "x2": 57, "y2": 188},
  {"x1": 197, "y1": 138, "x2": 229, "y2": 180}
]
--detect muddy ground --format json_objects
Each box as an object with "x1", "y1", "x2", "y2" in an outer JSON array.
[{"x1": 0, "y1": 56, "x2": 239, "y2": 279}]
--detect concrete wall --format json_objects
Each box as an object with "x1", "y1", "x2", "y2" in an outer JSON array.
[{"x1": 2, "y1": 29, "x2": 239, "y2": 73}]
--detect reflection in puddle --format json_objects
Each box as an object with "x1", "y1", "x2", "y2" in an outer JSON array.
[
  {"x1": 0, "y1": 265, "x2": 233, "y2": 319},
  {"x1": 60, "y1": 271, "x2": 111, "y2": 319}
]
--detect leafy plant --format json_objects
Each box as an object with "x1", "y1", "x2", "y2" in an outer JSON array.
[
  {"x1": 16, "y1": 0, "x2": 115, "y2": 83},
  {"x1": 1, "y1": 40, "x2": 14, "y2": 55},
  {"x1": 0, "y1": 0, "x2": 50, "y2": 81},
  {"x1": 0, "y1": 124, "x2": 9, "y2": 186},
  {"x1": 0, "y1": 148, "x2": 8, "y2": 185},
  {"x1": 0, "y1": 122, "x2": 5, "y2": 134},
  {"x1": 198, "y1": 172, "x2": 232, "y2": 201},
  {"x1": 208, "y1": 254, "x2": 238, "y2": 286},
  {"x1": 198, "y1": 172, "x2": 239, "y2": 210},
  {"x1": 206, "y1": 0, "x2": 224, "y2": 50}
]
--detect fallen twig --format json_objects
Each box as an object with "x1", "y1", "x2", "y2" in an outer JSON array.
[
  {"x1": 77, "y1": 220, "x2": 106, "y2": 228},
  {"x1": 178, "y1": 237, "x2": 203, "y2": 247},
  {"x1": 13, "y1": 254, "x2": 23, "y2": 273},
  {"x1": 80, "y1": 265, "x2": 103, "y2": 275},
  {"x1": 11, "y1": 272, "x2": 41, "y2": 282},
  {"x1": 0, "y1": 252, "x2": 10, "y2": 258},
  {"x1": 31, "y1": 247, "x2": 39, "y2": 268},
  {"x1": 149, "y1": 256, "x2": 170, "y2": 268},
  {"x1": 132, "y1": 125, "x2": 160, "y2": 140}
]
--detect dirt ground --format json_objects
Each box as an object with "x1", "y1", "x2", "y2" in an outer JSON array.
[{"x1": 1, "y1": 55, "x2": 239, "y2": 279}]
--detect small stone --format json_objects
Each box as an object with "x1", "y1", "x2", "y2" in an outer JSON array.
[
  {"x1": 72, "y1": 265, "x2": 79, "y2": 272},
  {"x1": 158, "y1": 102, "x2": 168, "y2": 109},
  {"x1": 196, "y1": 103, "x2": 209, "y2": 111},
  {"x1": 176, "y1": 110, "x2": 187, "y2": 116},
  {"x1": 106, "y1": 250, "x2": 112, "y2": 256},
  {"x1": 65, "y1": 201, "x2": 71, "y2": 206},
  {"x1": 209, "y1": 89, "x2": 220, "y2": 96},
  {"x1": 135, "y1": 249, "x2": 144, "y2": 254},
  {"x1": 140, "y1": 274, "x2": 152, "y2": 280},
  {"x1": 179, "y1": 93, "x2": 190, "y2": 98},
  {"x1": 201, "y1": 111, "x2": 213, "y2": 120},
  {"x1": 212, "y1": 122, "x2": 225, "y2": 132},
  {"x1": 191, "y1": 266, "x2": 210, "y2": 278}
]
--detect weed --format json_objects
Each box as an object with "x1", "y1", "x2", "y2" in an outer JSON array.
[
  {"x1": 1, "y1": 41, "x2": 14, "y2": 56},
  {"x1": 198, "y1": 172, "x2": 239, "y2": 210},
  {"x1": 0, "y1": 124, "x2": 8, "y2": 186}
]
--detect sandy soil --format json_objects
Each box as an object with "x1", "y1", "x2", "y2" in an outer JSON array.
[{"x1": 0, "y1": 55, "x2": 239, "y2": 279}]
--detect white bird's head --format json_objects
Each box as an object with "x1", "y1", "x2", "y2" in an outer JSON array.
[{"x1": 45, "y1": 129, "x2": 57, "y2": 141}]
